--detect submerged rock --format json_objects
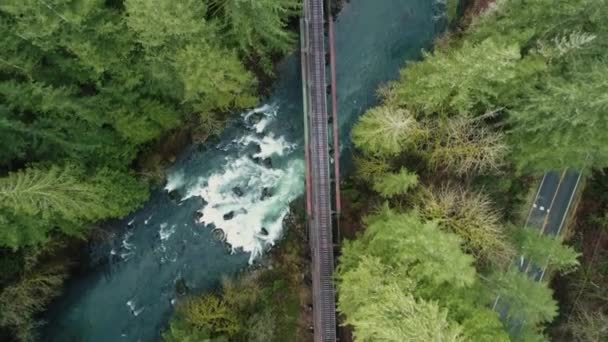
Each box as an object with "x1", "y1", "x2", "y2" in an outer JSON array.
[
  {"x1": 262, "y1": 157, "x2": 273, "y2": 168},
  {"x1": 175, "y1": 278, "x2": 188, "y2": 296},
  {"x1": 261, "y1": 187, "x2": 273, "y2": 201},
  {"x1": 248, "y1": 112, "x2": 265, "y2": 124},
  {"x1": 168, "y1": 189, "x2": 181, "y2": 201},
  {"x1": 211, "y1": 228, "x2": 226, "y2": 242},
  {"x1": 232, "y1": 186, "x2": 244, "y2": 197},
  {"x1": 260, "y1": 227, "x2": 269, "y2": 236},
  {"x1": 223, "y1": 211, "x2": 235, "y2": 220},
  {"x1": 193, "y1": 211, "x2": 203, "y2": 221}
]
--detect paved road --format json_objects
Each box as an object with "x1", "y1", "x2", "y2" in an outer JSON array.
[
  {"x1": 528, "y1": 169, "x2": 581, "y2": 281},
  {"x1": 496, "y1": 169, "x2": 582, "y2": 333}
]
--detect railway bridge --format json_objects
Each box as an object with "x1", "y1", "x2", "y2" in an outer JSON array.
[{"x1": 300, "y1": 0, "x2": 340, "y2": 340}]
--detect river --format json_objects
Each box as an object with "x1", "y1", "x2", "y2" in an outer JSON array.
[{"x1": 44, "y1": 1, "x2": 442, "y2": 340}]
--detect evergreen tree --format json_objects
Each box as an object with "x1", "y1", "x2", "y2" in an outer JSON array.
[
  {"x1": 384, "y1": 39, "x2": 543, "y2": 116},
  {"x1": 372, "y1": 168, "x2": 418, "y2": 198},
  {"x1": 125, "y1": 0, "x2": 208, "y2": 48},
  {"x1": 174, "y1": 43, "x2": 257, "y2": 111},
  {"x1": 0, "y1": 164, "x2": 147, "y2": 248},
  {"x1": 209, "y1": 0, "x2": 300, "y2": 71},
  {"x1": 337, "y1": 207, "x2": 510, "y2": 339},
  {"x1": 509, "y1": 62, "x2": 608, "y2": 170},
  {"x1": 347, "y1": 282, "x2": 464, "y2": 342},
  {"x1": 487, "y1": 268, "x2": 558, "y2": 333},
  {"x1": 513, "y1": 228, "x2": 580, "y2": 273}
]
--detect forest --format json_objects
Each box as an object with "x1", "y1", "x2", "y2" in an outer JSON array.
[
  {"x1": 338, "y1": 0, "x2": 608, "y2": 341},
  {"x1": 0, "y1": 0, "x2": 299, "y2": 341},
  {"x1": 1, "y1": 0, "x2": 607, "y2": 341}
]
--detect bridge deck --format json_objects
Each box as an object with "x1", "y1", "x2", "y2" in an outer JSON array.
[{"x1": 301, "y1": 0, "x2": 337, "y2": 341}]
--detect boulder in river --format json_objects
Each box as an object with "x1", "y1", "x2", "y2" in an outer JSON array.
[
  {"x1": 261, "y1": 187, "x2": 273, "y2": 201},
  {"x1": 168, "y1": 189, "x2": 181, "y2": 201},
  {"x1": 248, "y1": 112, "x2": 265, "y2": 124},
  {"x1": 175, "y1": 278, "x2": 188, "y2": 296},
  {"x1": 211, "y1": 228, "x2": 226, "y2": 241},
  {"x1": 262, "y1": 157, "x2": 272, "y2": 168},
  {"x1": 232, "y1": 186, "x2": 244, "y2": 197},
  {"x1": 223, "y1": 211, "x2": 235, "y2": 220}
]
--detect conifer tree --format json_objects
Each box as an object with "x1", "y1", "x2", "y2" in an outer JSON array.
[
  {"x1": 372, "y1": 168, "x2": 418, "y2": 198},
  {"x1": 209, "y1": 0, "x2": 300, "y2": 70},
  {"x1": 0, "y1": 164, "x2": 147, "y2": 248}
]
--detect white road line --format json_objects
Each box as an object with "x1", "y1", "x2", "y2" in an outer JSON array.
[{"x1": 539, "y1": 171, "x2": 583, "y2": 281}]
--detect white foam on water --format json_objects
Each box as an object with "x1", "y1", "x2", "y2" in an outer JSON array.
[
  {"x1": 159, "y1": 223, "x2": 176, "y2": 241},
  {"x1": 126, "y1": 300, "x2": 145, "y2": 317},
  {"x1": 254, "y1": 117, "x2": 271, "y2": 133},
  {"x1": 238, "y1": 133, "x2": 295, "y2": 159},
  {"x1": 242, "y1": 103, "x2": 273, "y2": 122},
  {"x1": 122, "y1": 231, "x2": 134, "y2": 250},
  {"x1": 165, "y1": 171, "x2": 185, "y2": 192},
  {"x1": 144, "y1": 215, "x2": 152, "y2": 225},
  {"x1": 185, "y1": 156, "x2": 304, "y2": 263}
]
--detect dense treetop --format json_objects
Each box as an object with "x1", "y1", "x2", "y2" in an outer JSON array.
[{"x1": 373, "y1": 0, "x2": 608, "y2": 172}]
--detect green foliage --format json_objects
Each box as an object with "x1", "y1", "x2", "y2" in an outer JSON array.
[
  {"x1": 372, "y1": 168, "x2": 418, "y2": 198},
  {"x1": 342, "y1": 205, "x2": 476, "y2": 288},
  {"x1": 174, "y1": 43, "x2": 257, "y2": 111},
  {"x1": 352, "y1": 106, "x2": 427, "y2": 157},
  {"x1": 177, "y1": 295, "x2": 239, "y2": 338},
  {"x1": 209, "y1": 0, "x2": 300, "y2": 70},
  {"x1": 374, "y1": 0, "x2": 608, "y2": 171},
  {"x1": 508, "y1": 62, "x2": 608, "y2": 170},
  {"x1": 347, "y1": 282, "x2": 464, "y2": 342},
  {"x1": 342, "y1": 1, "x2": 605, "y2": 341},
  {"x1": 245, "y1": 309, "x2": 277, "y2": 342},
  {"x1": 0, "y1": 164, "x2": 148, "y2": 248},
  {"x1": 385, "y1": 39, "x2": 539, "y2": 116},
  {"x1": 336, "y1": 207, "x2": 496, "y2": 339},
  {"x1": 0, "y1": 165, "x2": 108, "y2": 222},
  {"x1": 446, "y1": 0, "x2": 459, "y2": 22},
  {"x1": 125, "y1": 0, "x2": 208, "y2": 48},
  {"x1": 487, "y1": 268, "x2": 558, "y2": 327},
  {"x1": 162, "y1": 318, "x2": 224, "y2": 342},
  {"x1": 513, "y1": 228, "x2": 580, "y2": 273},
  {"x1": 353, "y1": 155, "x2": 391, "y2": 181},
  {"x1": 432, "y1": 284, "x2": 510, "y2": 342}
]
